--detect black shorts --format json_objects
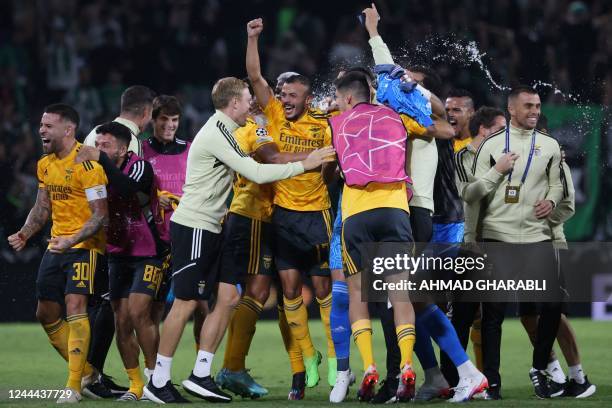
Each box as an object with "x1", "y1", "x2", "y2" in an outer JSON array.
[
  {"x1": 272, "y1": 206, "x2": 332, "y2": 276},
  {"x1": 170, "y1": 221, "x2": 222, "y2": 301},
  {"x1": 37, "y1": 249, "x2": 105, "y2": 302},
  {"x1": 108, "y1": 255, "x2": 164, "y2": 300},
  {"x1": 219, "y1": 213, "x2": 274, "y2": 283},
  {"x1": 409, "y1": 206, "x2": 433, "y2": 243},
  {"x1": 341, "y1": 208, "x2": 414, "y2": 277}
]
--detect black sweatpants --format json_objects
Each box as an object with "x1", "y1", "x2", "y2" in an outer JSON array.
[{"x1": 481, "y1": 240, "x2": 562, "y2": 389}]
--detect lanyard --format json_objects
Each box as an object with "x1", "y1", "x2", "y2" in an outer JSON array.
[{"x1": 505, "y1": 126, "x2": 536, "y2": 185}]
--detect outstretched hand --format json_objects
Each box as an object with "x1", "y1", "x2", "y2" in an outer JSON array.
[
  {"x1": 302, "y1": 146, "x2": 336, "y2": 171},
  {"x1": 75, "y1": 145, "x2": 100, "y2": 164}
]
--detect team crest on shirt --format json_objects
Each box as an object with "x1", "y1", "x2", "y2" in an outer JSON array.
[
  {"x1": 65, "y1": 168, "x2": 74, "y2": 182},
  {"x1": 534, "y1": 145, "x2": 542, "y2": 157},
  {"x1": 263, "y1": 255, "x2": 273, "y2": 270},
  {"x1": 198, "y1": 280, "x2": 206, "y2": 295}
]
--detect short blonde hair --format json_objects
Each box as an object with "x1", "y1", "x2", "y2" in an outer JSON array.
[{"x1": 211, "y1": 77, "x2": 248, "y2": 109}]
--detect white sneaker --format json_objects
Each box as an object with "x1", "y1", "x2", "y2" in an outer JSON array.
[
  {"x1": 80, "y1": 368, "x2": 98, "y2": 390},
  {"x1": 56, "y1": 388, "x2": 82, "y2": 404},
  {"x1": 448, "y1": 373, "x2": 488, "y2": 403},
  {"x1": 330, "y1": 369, "x2": 356, "y2": 403},
  {"x1": 415, "y1": 376, "x2": 450, "y2": 401}
]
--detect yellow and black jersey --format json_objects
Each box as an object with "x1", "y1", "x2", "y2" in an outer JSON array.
[
  {"x1": 37, "y1": 142, "x2": 108, "y2": 253},
  {"x1": 263, "y1": 97, "x2": 331, "y2": 211},
  {"x1": 452, "y1": 136, "x2": 473, "y2": 153},
  {"x1": 229, "y1": 118, "x2": 275, "y2": 222}
]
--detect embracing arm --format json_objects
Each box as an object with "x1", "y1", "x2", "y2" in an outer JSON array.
[{"x1": 255, "y1": 142, "x2": 311, "y2": 164}]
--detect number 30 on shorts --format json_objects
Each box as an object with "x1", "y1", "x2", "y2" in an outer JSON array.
[{"x1": 72, "y1": 262, "x2": 90, "y2": 281}]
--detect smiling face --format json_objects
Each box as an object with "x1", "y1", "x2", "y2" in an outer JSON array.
[
  {"x1": 153, "y1": 113, "x2": 180, "y2": 143},
  {"x1": 445, "y1": 96, "x2": 474, "y2": 137},
  {"x1": 39, "y1": 113, "x2": 73, "y2": 154},
  {"x1": 508, "y1": 92, "x2": 541, "y2": 130},
  {"x1": 280, "y1": 81, "x2": 312, "y2": 120}
]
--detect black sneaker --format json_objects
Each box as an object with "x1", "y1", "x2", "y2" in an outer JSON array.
[
  {"x1": 370, "y1": 377, "x2": 398, "y2": 404},
  {"x1": 529, "y1": 369, "x2": 551, "y2": 399},
  {"x1": 182, "y1": 373, "x2": 232, "y2": 403},
  {"x1": 563, "y1": 376, "x2": 596, "y2": 398},
  {"x1": 288, "y1": 372, "x2": 305, "y2": 400},
  {"x1": 549, "y1": 379, "x2": 566, "y2": 397},
  {"x1": 82, "y1": 380, "x2": 115, "y2": 399},
  {"x1": 101, "y1": 373, "x2": 129, "y2": 395},
  {"x1": 143, "y1": 380, "x2": 190, "y2": 404},
  {"x1": 482, "y1": 385, "x2": 502, "y2": 400}
]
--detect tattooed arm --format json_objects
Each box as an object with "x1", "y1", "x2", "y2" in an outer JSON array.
[
  {"x1": 8, "y1": 187, "x2": 51, "y2": 251},
  {"x1": 48, "y1": 197, "x2": 108, "y2": 253}
]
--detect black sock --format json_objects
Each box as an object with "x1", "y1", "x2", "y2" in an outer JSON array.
[
  {"x1": 377, "y1": 302, "x2": 401, "y2": 380},
  {"x1": 88, "y1": 299, "x2": 115, "y2": 372}
]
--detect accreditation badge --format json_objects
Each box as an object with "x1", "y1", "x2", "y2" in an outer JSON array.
[{"x1": 505, "y1": 185, "x2": 520, "y2": 203}]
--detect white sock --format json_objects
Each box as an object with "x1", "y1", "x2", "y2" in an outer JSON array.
[
  {"x1": 193, "y1": 350, "x2": 215, "y2": 378},
  {"x1": 152, "y1": 354, "x2": 173, "y2": 388},
  {"x1": 546, "y1": 359, "x2": 566, "y2": 383},
  {"x1": 569, "y1": 364, "x2": 585, "y2": 384},
  {"x1": 456, "y1": 360, "x2": 480, "y2": 379},
  {"x1": 424, "y1": 366, "x2": 447, "y2": 386}
]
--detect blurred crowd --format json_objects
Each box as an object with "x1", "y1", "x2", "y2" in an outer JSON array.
[{"x1": 1, "y1": 0, "x2": 612, "y2": 260}]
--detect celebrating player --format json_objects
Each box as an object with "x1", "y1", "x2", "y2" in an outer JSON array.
[
  {"x1": 246, "y1": 18, "x2": 336, "y2": 390},
  {"x1": 8, "y1": 104, "x2": 109, "y2": 403}
]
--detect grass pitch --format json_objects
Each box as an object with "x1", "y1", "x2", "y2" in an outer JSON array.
[{"x1": 0, "y1": 318, "x2": 610, "y2": 407}]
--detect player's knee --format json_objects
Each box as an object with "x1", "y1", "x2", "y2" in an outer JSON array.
[
  {"x1": 35, "y1": 306, "x2": 56, "y2": 325},
  {"x1": 114, "y1": 313, "x2": 131, "y2": 336},
  {"x1": 128, "y1": 302, "x2": 151, "y2": 325},
  {"x1": 223, "y1": 289, "x2": 241, "y2": 309},
  {"x1": 249, "y1": 287, "x2": 270, "y2": 305},
  {"x1": 65, "y1": 295, "x2": 87, "y2": 316},
  {"x1": 314, "y1": 284, "x2": 330, "y2": 300},
  {"x1": 282, "y1": 286, "x2": 302, "y2": 300}
]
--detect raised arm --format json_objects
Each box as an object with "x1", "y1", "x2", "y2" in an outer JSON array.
[
  {"x1": 246, "y1": 18, "x2": 272, "y2": 109},
  {"x1": 8, "y1": 187, "x2": 51, "y2": 251},
  {"x1": 363, "y1": 4, "x2": 394, "y2": 65}
]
